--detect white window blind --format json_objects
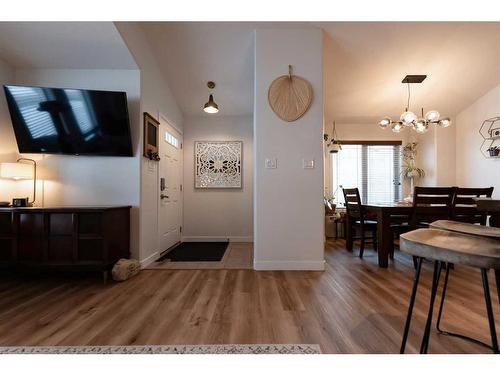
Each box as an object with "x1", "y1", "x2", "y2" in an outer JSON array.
[
  {"x1": 8, "y1": 86, "x2": 57, "y2": 139},
  {"x1": 332, "y1": 143, "x2": 402, "y2": 206}
]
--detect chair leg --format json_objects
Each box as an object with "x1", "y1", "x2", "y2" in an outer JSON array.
[
  {"x1": 359, "y1": 227, "x2": 365, "y2": 259},
  {"x1": 481, "y1": 269, "x2": 499, "y2": 353},
  {"x1": 400, "y1": 256, "x2": 423, "y2": 354},
  {"x1": 419, "y1": 260, "x2": 442, "y2": 354}
]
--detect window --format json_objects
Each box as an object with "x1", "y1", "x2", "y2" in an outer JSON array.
[
  {"x1": 331, "y1": 143, "x2": 402, "y2": 206},
  {"x1": 8, "y1": 86, "x2": 57, "y2": 139},
  {"x1": 165, "y1": 131, "x2": 179, "y2": 148}
]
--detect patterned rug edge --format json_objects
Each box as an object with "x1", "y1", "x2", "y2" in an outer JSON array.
[{"x1": 0, "y1": 344, "x2": 321, "y2": 354}]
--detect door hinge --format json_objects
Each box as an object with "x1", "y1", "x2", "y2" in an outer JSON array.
[{"x1": 180, "y1": 184, "x2": 183, "y2": 191}]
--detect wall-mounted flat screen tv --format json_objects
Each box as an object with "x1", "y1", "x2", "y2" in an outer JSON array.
[{"x1": 3, "y1": 85, "x2": 133, "y2": 156}]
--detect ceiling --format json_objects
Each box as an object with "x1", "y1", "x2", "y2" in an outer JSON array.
[
  {"x1": 0, "y1": 22, "x2": 137, "y2": 69},
  {"x1": 321, "y1": 22, "x2": 500, "y2": 124},
  {"x1": 140, "y1": 22, "x2": 257, "y2": 117},
  {"x1": 2, "y1": 22, "x2": 500, "y2": 124},
  {"x1": 142, "y1": 22, "x2": 500, "y2": 123}
]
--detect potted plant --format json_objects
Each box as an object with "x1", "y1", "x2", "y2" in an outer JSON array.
[
  {"x1": 324, "y1": 195, "x2": 337, "y2": 215},
  {"x1": 324, "y1": 121, "x2": 342, "y2": 153},
  {"x1": 401, "y1": 142, "x2": 425, "y2": 201},
  {"x1": 487, "y1": 146, "x2": 500, "y2": 157}
]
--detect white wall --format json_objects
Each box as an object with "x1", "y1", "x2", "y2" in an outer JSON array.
[
  {"x1": 254, "y1": 28, "x2": 324, "y2": 270},
  {"x1": 115, "y1": 22, "x2": 184, "y2": 266},
  {"x1": 456, "y1": 83, "x2": 500, "y2": 197},
  {"x1": 182, "y1": 115, "x2": 253, "y2": 242},
  {"x1": 0, "y1": 57, "x2": 17, "y2": 203},
  {"x1": 9, "y1": 68, "x2": 142, "y2": 258}
]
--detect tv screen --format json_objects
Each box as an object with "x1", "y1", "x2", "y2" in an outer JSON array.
[{"x1": 3, "y1": 85, "x2": 133, "y2": 156}]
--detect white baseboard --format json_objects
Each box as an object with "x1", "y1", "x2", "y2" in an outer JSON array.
[
  {"x1": 181, "y1": 236, "x2": 253, "y2": 243},
  {"x1": 140, "y1": 251, "x2": 160, "y2": 269},
  {"x1": 253, "y1": 260, "x2": 325, "y2": 271}
]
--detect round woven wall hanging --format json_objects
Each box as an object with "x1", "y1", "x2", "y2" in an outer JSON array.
[{"x1": 268, "y1": 65, "x2": 313, "y2": 122}]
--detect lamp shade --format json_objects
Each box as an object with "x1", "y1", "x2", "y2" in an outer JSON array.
[
  {"x1": 203, "y1": 94, "x2": 219, "y2": 114},
  {"x1": 0, "y1": 162, "x2": 33, "y2": 180}
]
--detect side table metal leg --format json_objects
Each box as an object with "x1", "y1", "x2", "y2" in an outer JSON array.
[
  {"x1": 420, "y1": 260, "x2": 442, "y2": 354},
  {"x1": 400, "y1": 256, "x2": 423, "y2": 354},
  {"x1": 481, "y1": 269, "x2": 499, "y2": 353}
]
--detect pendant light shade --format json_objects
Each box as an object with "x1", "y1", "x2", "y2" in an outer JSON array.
[{"x1": 203, "y1": 94, "x2": 219, "y2": 114}]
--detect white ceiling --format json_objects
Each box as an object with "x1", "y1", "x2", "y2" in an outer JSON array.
[
  {"x1": 141, "y1": 22, "x2": 500, "y2": 123},
  {"x1": 321, "y1": 22, "x2": 500, "y2": 124},
  {"x1": 140, "y1": 22, "x2": 257, "y2": 117},
  {"x1": 2, "y1": 22, "x2": 500, "y2": 123},
  {"x1": 0, "y1": 22, "x2": 137, "y2": 69}
]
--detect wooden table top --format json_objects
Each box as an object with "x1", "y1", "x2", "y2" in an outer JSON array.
[{"x1": 430, "y1": 220, "x2": 500, "y2": 239}]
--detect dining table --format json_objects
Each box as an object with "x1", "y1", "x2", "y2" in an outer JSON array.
[
  {"x1": 474, "y1": 198, "x2": 500, "y2": 228},
  {"x1": 346, "y1": 202, "x2": 413, "y2": 268}
]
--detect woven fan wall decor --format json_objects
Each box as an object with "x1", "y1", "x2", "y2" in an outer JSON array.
[{"x1": 268, "y1": 65, "x2": 313, "y2": 122}]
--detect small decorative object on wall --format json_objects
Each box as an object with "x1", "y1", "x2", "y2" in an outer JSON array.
[
  {"x1": 143, "y1": 112, "x2": 160, "y2": 161},
  {"x1": 268, "y1": 65, "x2": 313, "y2": 122},
  {"x1": 479, "y1": 116, "x2": 500, "y2": 158},
  {"x1": 195, "y1": 141, "x2": 242, "y2": 188}
]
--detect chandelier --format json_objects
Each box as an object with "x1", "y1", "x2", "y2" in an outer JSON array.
[{"x1": 378, "y1": 75, "x2": 451, "y2": 133}]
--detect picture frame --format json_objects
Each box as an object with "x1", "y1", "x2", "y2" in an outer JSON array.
[
  {"x1": 143, "y1": 112, "x2": 160, "y2": 160},
  {"x1": 194, "y1": 141, "x2": 243, "y2": 189}
]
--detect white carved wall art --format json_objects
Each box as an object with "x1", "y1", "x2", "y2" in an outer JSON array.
[{"x1": 195, "y1": 141, "x2": 242, "y2": 188}]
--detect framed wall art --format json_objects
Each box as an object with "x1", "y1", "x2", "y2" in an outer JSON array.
[{"x1": 195, "y1": 141, "x2": 242, "y2": 188}]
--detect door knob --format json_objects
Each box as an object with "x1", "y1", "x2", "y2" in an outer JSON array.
[{"x1": 161, "y1": 194, "x2": 169, "y2": 199}]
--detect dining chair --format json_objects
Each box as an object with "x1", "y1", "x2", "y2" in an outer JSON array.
[
  {"x1": 342, "y1": 188, "x2": 377, "y2": 258},
  {"x1": 411, "y1": 186, "x2": 456, "y2": 228},
  {"x1": 451, "y1": 187, "x2": 494, "y2": 225}
]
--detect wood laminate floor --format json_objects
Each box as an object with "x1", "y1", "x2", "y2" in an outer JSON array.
[{"x1": 0, "y1": 239, "x2": 498, "y2": 353}]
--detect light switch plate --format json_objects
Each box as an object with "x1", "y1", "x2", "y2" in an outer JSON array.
[
  {"x1": 265, "y1": 158, "x2": 277, "y2": 169},
  {"x1": 302, "y1": 159, "x2": 315, "y2": 169}
]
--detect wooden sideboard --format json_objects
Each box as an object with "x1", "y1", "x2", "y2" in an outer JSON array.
[{"x1": 0, "y1": 206, "x2": 131, "y2": 281}]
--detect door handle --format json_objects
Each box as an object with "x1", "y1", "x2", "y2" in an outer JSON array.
[{"x1": 161, "y1": 194, "x2": 169, "y2": 199}]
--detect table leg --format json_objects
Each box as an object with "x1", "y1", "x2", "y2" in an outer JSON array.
[{"x1": 376, "y1": 210, "x2": 393, "y2": 268}]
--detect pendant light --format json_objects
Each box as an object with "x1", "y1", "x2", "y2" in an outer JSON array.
[
  {"x1": 378, "y1": 75, "x2": 451, "y2": 132},
  {"x1": 203, "y1": 81, "x2": 219, "y2": 114}
]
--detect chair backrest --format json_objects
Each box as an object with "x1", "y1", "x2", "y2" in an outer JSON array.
[
  {"x1": 343, "y1": 188, "x2": 364, "y2": 220},
  {"x1": 411, "y1": 186, "x2": 455, "y2": 226},
  {"x1": 452, "y1": 187, "x2": 494, "y2": 225}
]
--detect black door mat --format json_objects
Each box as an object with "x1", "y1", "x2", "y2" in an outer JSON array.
[{"x1": 157, "y1": 242, "x2": 229, "y2": 262}]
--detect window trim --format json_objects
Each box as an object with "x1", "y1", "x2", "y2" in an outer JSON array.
[{"x1": 339, "y1": 140, "x2": 402, "y2": 146}]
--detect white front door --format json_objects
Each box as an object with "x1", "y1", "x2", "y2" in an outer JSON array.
[{"x1": 158, "y1": 116, "x2": 183, "y2": 252}]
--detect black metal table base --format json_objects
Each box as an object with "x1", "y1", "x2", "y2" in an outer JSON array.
[{"x1": 400, "y1": 257, "x2": 499, "y2": 354}]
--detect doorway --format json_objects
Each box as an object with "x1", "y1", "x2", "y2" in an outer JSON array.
[{"x1": 157, "y1": 115, "x2": 183, "y2": 253}]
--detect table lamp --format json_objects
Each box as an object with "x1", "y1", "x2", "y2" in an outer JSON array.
[{"x1": 0, "y1": 158, "x2": 37, "y2": 206}]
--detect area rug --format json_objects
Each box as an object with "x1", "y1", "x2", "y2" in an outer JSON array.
[
  {"x1": 157, "y1": 242, "x2": 229, "y2": 262},
  {"x1": 0, "y1": 344, "x2": 321, "y2": 354}
]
